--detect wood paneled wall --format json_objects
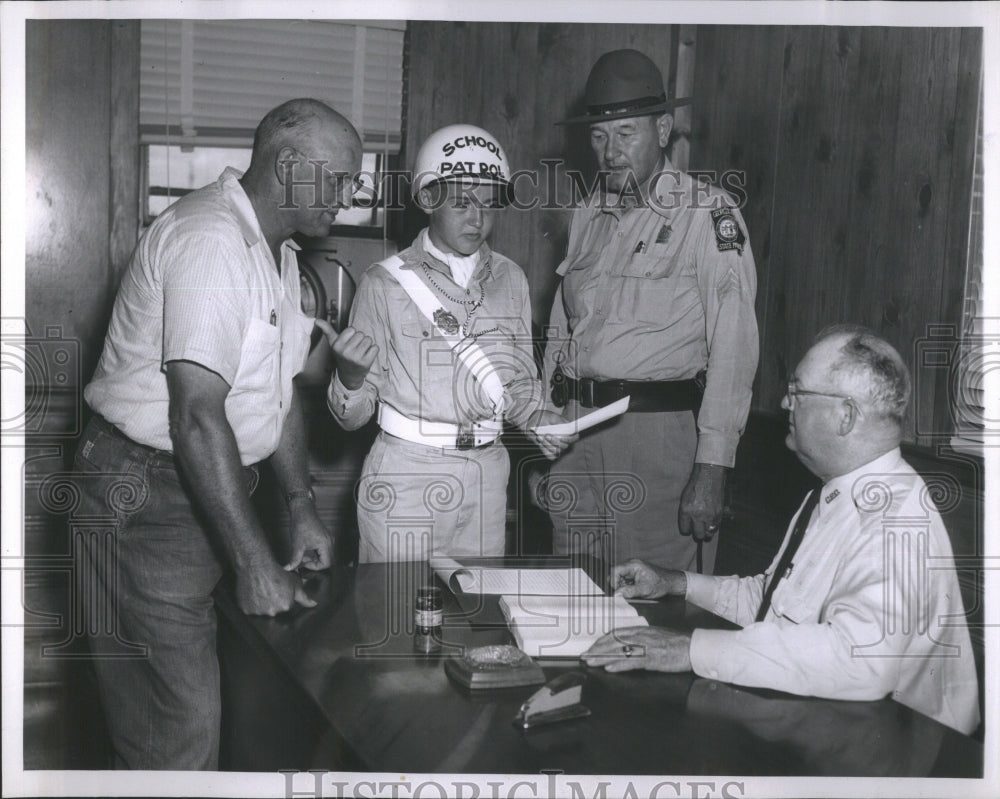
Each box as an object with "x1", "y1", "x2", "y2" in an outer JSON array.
[
  {"x1": 22, "y1": 19, "x2": 140, "y2": 769},
  {"x1": 25, "y1": 21, "x2": 141, "y2": 395},
  {"x1": 692, "y1": 26, "x2": 981, "y2": 444},
  {"x1": 405, "y1": 23, "x2": 981, "y2": 446}
]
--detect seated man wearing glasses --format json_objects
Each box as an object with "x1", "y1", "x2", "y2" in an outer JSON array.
[{"x1": 583, "y1": 325, "x2": 980, "y2": 735}]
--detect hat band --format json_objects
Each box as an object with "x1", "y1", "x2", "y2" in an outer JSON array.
[{"x1": 586, "y1": 94, "x2": 667, "y2": 117}]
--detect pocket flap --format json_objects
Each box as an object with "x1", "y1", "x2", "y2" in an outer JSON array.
[
  {"x1": 620, "y1": 252, "x2": 680, "y2": 280},
  {"x1": 402, "y1": 320, "x2": 430, "y2": 339}
]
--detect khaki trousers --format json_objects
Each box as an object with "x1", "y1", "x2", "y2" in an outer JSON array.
[
  {"x1": 547, "y1": 405, "x2": 718, "y2": 572},
  {"x1": 356, "y1": 431, "x2": 510, "y2": 562}
]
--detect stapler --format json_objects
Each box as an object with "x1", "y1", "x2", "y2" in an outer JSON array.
[{"x1": 513, "y1": 672, "x2": 590, "y2": 729}]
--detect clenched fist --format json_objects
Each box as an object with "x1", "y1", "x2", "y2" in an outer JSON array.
[
  {"x1": 314, "y1": 319, "x2": 378, "y2": 390},
  {"x1": 236, "y1": 557, "x2": 315, "y2": 616}
]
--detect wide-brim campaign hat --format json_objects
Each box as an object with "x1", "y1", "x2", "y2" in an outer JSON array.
[{"x1": 558, "y1": 49, "x2": 691, "y2": 125}]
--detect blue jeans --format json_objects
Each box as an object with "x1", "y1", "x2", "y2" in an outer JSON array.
[{"x1": 72, "y1": 414, "x2": 258, "y2": 769}]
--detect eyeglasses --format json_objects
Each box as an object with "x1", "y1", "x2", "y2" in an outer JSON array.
[{"x1": 785, "y1": 381, "x2": 857, "y2": 410}]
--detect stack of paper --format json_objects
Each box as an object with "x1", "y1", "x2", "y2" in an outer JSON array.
[
  {"x1": 429, "y1": 557, "x2": 604, "y2": 596},
  {"x1": 499, "y1": 593, "x2": 648, "y2": 658}
]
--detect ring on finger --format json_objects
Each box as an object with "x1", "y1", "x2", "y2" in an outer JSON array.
[{"x1": 622, "y1": 644, "x2": 634, "y2": 657}]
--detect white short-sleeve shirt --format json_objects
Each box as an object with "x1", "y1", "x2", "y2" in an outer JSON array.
[{"x1": 85, "y1": 168, "x2": 314, "y2": 465}]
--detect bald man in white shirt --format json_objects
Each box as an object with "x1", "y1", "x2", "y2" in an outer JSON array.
[
  {"x1": 583, "y1": 325, "x2": 980, "y2": 735},
  {"x1": 75, "y1": 99, "x2": 362, "y2": 769}
]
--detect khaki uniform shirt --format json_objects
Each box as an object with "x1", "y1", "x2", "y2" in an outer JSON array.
[
  {"x1": 329, "y1": 232, "x2": 542, "y2": 431},
  {"x1": 543, "y1": 168, "x2": 759, "y2": 466}
]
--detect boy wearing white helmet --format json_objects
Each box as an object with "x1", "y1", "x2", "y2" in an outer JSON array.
[{"x1": 316, "y1": 124, "x2": 574, "y2": 562}]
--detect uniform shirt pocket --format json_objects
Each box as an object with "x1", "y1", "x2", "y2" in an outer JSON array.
[
  {"x1": 400, "y1": 318, "x2": 436, "y2": 360},
  {"x1": 613, "y1": 251, "x2": 698, "y2": 324},
  {"x1": 770, "y1": 560, "x2": 833, "y2": 625},
  {"x1": 399, "y1": 318, "x2": 455, "y2": 411},
  {"x1": 620, "y1": 251, "x2": 681, "y2": 280},
  {"x1": 401, "y1": 319, "x2": 431, "y2": 339}
]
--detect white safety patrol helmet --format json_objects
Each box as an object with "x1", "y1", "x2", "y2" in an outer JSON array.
[{"x1": 411, "y1": 124, "x2": 513, "y2": 202}]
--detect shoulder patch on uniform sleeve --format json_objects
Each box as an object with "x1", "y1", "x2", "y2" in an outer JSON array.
[{"x1": 710, "y1": 207, "x2": 746, "y2": 255}]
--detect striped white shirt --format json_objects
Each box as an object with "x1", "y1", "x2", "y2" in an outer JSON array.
[{"x1": 84, "y1": 168, "x2": 313, "y2": 465}]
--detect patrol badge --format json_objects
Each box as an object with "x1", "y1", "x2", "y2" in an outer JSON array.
[
  {"x1": 433, "y1": 308, "x2": 460, "y2": 335},
  {"x1": 655, "y1": 224, "x2": 672, "y2": 244},
  {"x1": 711, "y1": 207, "x2": 746, "y2": 255}
]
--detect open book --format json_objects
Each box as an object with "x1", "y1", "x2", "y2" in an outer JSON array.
[
  {"x1": 430, "y1": 557, "x2": 604, "y2": 596},
  {"x1": 499, "y1": 593, "x2": 648, "y2": 658}
]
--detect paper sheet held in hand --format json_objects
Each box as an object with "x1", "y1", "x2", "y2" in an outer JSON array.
[
  {"x1": 530, "y1": 396, "x2": 630, "y2": 436},
  {"x1": 430, "y1": 557, "x2": 603, "y2": 596}
]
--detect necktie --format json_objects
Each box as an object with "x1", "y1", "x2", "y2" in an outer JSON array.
[{"x1": 755, "y1": 489, "x2": 820, "y2": 622}]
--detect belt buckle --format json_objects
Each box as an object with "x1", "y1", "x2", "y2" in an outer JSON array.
[
  {"x1": 456, "y1": 423, "x2": 475, "y2": 450},
  {"x1": 580, "y1": 378, "x2": 595, "y2": 408}
]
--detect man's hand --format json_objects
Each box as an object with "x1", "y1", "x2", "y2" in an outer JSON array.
[
  {"x1": 612, "y1": 559, "x2": 686, "y2": 600},
  {"x1": 525, "y1": 409, "x2": 578, "y2": 460},
  {"x1": 236, "y1": 557, "x2": 316, "y2": 616},
  {"x1": 167, "y1": 361, "x2": 315, "y2": 616},
  {"x1": 285, "y1": 500, "x2": 334, "y2": 571},
  {"x1": 678, "y1": 462, "x2": 728, "y2": 542},
  {"x1": 581, "y1": 627, "x2": 693, "y2": 673},
  {"x1": 314, "y1": 319, "x2": 378, "y2": 390}
]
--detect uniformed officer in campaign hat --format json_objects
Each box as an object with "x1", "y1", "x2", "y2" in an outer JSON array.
[{"x1": 540, "y1": 49, "x2": 759, "y2": 573}]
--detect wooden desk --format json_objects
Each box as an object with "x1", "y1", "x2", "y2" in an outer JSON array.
[{"x1": 215, "y1": 559, "x2": 982, "y2": 777}]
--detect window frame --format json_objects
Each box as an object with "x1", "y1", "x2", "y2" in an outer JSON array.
[
  {"x1": 140, "y1": 144, "x2": 393, "y2": 236},
  {"x1": 949, "y1": 72, "x2": 988, "y2": 457}
]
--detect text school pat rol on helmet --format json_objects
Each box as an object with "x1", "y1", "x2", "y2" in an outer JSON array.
[{"x1": 411, "y1": 124, "x2": 514, "y2": 204}]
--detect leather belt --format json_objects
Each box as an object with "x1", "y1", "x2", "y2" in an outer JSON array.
[
  {"x1": 91, "y1": 413, "x2": 175, "y2": 462},
  {"x1": 555, "y1": 374, "x2": 704, "y2": 413},
  {"x1": 378, "y1": 404, "x2": 502, "y2": 450},
  {"x1": 90, "y1": 414, "x2": 261, "y2": 479}
]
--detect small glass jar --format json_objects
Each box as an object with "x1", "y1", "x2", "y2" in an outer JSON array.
[{"x1": 414, "y1": 585, "x2": 443, "y2": 653}]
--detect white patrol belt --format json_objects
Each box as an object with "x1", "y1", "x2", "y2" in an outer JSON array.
[{"x1": 378, "y1": 404, "x2": 502, "y2": 450}]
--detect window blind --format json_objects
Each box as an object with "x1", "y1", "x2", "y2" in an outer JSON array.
[{"x1": 140, "y1": 20, "x2": 404, "y2": 151}]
